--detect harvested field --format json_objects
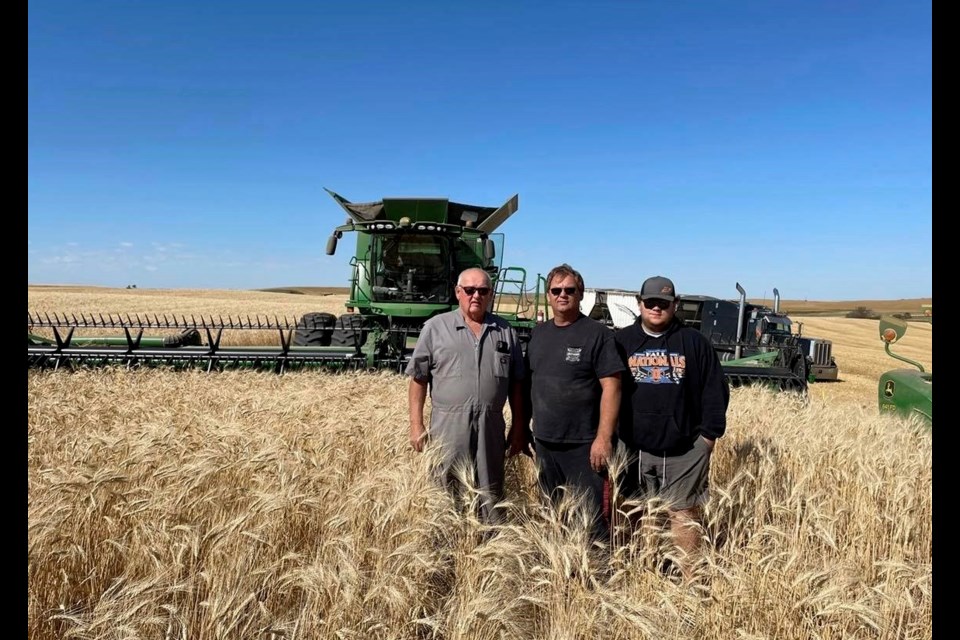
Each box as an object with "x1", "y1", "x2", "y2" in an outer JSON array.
[{"x1": 27, "y1": 287, "x2": 932, "y2": 639}]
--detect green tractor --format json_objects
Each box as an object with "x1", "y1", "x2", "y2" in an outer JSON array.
[
  {"x1": 877, "y1": 316, "x2": 932, "y2": 426},
  {"x1": 27, "y1": 189, "x2": 547, "y2": 372}
]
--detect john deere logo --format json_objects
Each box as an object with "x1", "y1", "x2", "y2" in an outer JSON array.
[{"x1": 883, "y1": 380, "x2": 895, "y2": 397}]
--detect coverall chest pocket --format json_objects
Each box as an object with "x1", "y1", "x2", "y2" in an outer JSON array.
[{"x1": 493, "y1": 353, "x2": 511, "y2": 378}]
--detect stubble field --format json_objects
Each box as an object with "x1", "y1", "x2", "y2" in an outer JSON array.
[{"x1": 28, "y1": 286, "x2": 933, "y2": 639}]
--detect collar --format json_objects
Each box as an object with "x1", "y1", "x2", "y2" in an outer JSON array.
[{"x1": 454, "y1": 310, "x2": 497, "y2": 330}]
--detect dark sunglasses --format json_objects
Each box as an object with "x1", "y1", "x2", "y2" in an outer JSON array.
[
  {"x1": 642, "y1": 298, "x2": 673, "y2": 310},
  {"x1": 460, "y1": 286, "x2": 491, "y2": 296},
  {"x1": 549, "y1": 287, "x2": 578, "y2": 296}
]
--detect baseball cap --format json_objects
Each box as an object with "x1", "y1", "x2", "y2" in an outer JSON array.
[{"x1": 639, "y1": 276, "x2": 677, "y2": 300}]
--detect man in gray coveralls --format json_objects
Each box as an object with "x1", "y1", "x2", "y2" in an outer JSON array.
[{"x1": 406, "y1": 267, "x2": 528, "y2": 524}]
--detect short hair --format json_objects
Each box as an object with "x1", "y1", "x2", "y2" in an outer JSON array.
[
  {"x1": 456, "y1": 267, "x2": 492, "y2": 288},
  {"x1": 546, "y1": 263, "x2": 585, "y2": 295}
]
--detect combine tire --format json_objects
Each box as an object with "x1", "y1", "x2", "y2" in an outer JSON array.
[
  {"x1": 163, "y1": 328, "x2": 202, "y2": 348},
  {"x1": 330, "y1": 313, "x2": 367, "y2": 348},
  {"x1": 294, "y1": 312, "x2": 337, "y2": 347}
]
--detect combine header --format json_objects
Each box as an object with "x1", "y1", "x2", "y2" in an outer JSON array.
[
  {"x1": 27, "y1": 314, "x2": 371, "y2": 372},
  {"x1": 27, "y1": 189, "x2": 548, "y2": 373}
]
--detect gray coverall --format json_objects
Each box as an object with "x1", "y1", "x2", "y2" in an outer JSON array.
[{"x1": 406, "y1": 309, "x2": 526, "y2": 523}]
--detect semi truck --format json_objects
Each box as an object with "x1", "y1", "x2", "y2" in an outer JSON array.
[{"x1": 582, "y1": 284, "x2": 839, "y2": 387}]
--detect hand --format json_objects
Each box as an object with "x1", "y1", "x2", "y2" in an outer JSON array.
[
  {"x1": 410, "y1": 424, "x2": 427, "y2": 452},
  {"x1": 700, "y1": 436, "x2": 715, "y2": 452},
  {"x1": 589, "y1": 437, "x2": 613, "y2": 472},
  {"x1": 507, "y1": 427, "x2": 533, "y2": 458}
]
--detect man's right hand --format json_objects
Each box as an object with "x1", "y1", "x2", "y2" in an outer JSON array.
[
  {"x1": 507, "y1": 426, "x2": 533, "y2": 458},
  {"x1": 589, "y1": 436, "x2": 613, "y2": 472},
  {"x1": 410, "y1": 424, "x2": 427, "y2": 452}
]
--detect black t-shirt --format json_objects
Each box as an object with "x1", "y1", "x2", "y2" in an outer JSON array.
[{"x1": 526, "y1": 315, "x2": 625, "y2": 443}]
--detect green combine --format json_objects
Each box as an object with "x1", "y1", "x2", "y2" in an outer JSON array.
[{"x1": 27, "y1": 189, "x2": 548, "y2": 372}]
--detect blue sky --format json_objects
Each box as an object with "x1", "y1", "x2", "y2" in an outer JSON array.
[{"x1": 28, "y1": 1, "x2": 931, "y2": 301}]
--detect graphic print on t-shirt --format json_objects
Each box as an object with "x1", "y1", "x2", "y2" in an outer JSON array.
[{"x1": 627, "y1": 348, "x2": 685, "y2": 384}]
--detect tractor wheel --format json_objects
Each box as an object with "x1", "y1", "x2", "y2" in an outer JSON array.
[{"x1": 294, "y1": 312, "x2": 337, "y2": 346}]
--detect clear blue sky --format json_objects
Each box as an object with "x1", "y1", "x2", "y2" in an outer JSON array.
[{"x1": 28, "y1": 1, "x2": 932, "y2": 301}]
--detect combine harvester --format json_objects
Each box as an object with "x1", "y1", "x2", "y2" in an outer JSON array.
[
  {"x1": 581, "y1": 283, "x2": 836, "y2": 392},
  {"x1": 27, "y1": 189, "x2": 549, "y2": 373}
]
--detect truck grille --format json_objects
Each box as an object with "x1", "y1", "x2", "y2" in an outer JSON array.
[{"x1": 804, "y1": 338, "x2": 833, "y2": 365}]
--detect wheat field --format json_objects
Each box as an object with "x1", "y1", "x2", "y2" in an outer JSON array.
[{"x1": 27, "y1": 287, "x2": 933, "y2": 639}]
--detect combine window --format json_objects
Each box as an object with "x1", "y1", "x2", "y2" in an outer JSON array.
[{"x1": 372, "y1": 235, "x2": 452, "y2": 303}]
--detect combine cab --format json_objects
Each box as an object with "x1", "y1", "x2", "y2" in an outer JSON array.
[
  {"x1": 27, "y1": 189, "x2": 547, "y2": 373},
  {"x1": 878, "y1": 316, "x2": 932, "y2": 426},
  {"x1": 299, "y1": 189, "x2": 544, "y2": 368}
]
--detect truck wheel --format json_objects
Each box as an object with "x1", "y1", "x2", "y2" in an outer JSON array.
[{"x1": 294, "y1": 312, "x2": 337, "y2": 346}]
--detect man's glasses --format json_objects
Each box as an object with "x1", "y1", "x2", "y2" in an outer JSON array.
[
  {"x1": 460, "y1": 286, "x2": 491, "y2": 297},
  {"x1": 549, "y1": 287, "x2": 578, "y2": 296},
  {"x1": 642, "y1": 298, "x2": 673, "y2": 310}
]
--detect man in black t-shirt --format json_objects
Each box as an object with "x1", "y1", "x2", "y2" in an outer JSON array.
[{"x1": 525, "y1": 263, "x2": 624, "y2": 543}]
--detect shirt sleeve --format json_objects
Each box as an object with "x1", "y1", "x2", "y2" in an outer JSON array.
[
  {"x1": 595, "y1": 326, "x2": 627, "y2": 378},
  {"x1": 405, "y1": 321, "x2": 435, "y2": 381}
]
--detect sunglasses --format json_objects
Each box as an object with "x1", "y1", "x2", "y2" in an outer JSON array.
[
  {"x1": 642, "y1": 298, "x2": 673, "y2": 310},
  {"x1": 460, "y1": 286, "x2": 491, "y2": 297},
  {"x1": 549, "y1": 287, "x2": 578, "y2": 296}
]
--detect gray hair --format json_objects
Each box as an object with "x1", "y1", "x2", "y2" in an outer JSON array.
[{"x1": 456, "y1": 267, "x2": 492, "y2": 288}]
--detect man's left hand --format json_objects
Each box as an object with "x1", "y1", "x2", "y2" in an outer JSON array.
[{"x1": 589, "y1": 437, "x2": 613, "y2": 472}]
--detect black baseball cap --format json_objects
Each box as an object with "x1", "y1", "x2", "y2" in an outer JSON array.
[{"x1": 639, "y1": 276, "x2": 677, "y2": 300}]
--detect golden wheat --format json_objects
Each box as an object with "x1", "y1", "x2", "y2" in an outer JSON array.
[{"x1": 27, "y1": 288, "x2": 932, "y2": 639}]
